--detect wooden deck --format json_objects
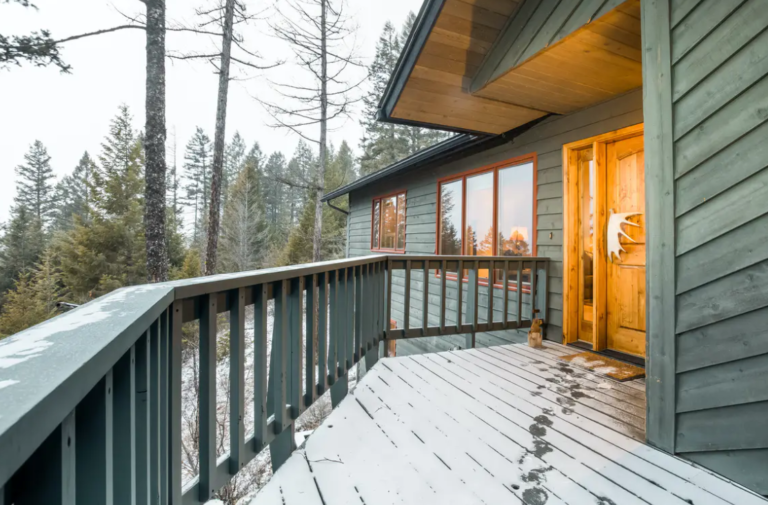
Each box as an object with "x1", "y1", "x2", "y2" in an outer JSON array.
[{"x1": 251, "y1": 343, "x2": 767, "y2": 505}]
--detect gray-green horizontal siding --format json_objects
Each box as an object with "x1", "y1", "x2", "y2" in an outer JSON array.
[
  {"x1": 347, "y1": 88, "x2": 644, "y2": 356},
  {"x1": 670, "y1": 0, "x2": 768, "y2": 494}
]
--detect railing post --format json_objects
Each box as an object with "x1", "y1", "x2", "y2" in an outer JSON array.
[
  {"x1": 169, "y1": 301, "x2": 182, "y2": 505},
  {"x1": 422, "y1": 260, "x2": 429, "y2": 334},
  {"x1": 288, "y1": 277, "x2": 303, "y2": 419},
  {"x1": 439, "y1": 260, "x2": 447, "y2": 333},
  {"x1": 466, "y1": 264, "x2": 477, "y2": 349},
  {"x1": 305, "y1": 274, "x2": 317, "y2": 408},
  {"x1": 516, "y1": 261, "x2": 523, "y2": 328},
  {"x1": 531, "y1": 260, "x2": 538, "y2": 321},
  {"x1": 76, "y1": 371, "x2": 113, "y2": 505},
  {"x1": 502, "y1": 260, "x2": 510, "y2": 328},
  {"x1": 135, "y1": 331, "x2": 151, "y2": 505},
  {"x1": 113, "y1": 345, "x2": 136, "y2": 505},
  {"x1": 230, "y1": 287, "x2": 246, "y2": 474},
  {"x1": 253, "y1": 284, "x2": 268, "y2": 452},
  {"x1": 404, "y1": 260, "x2": 411, "y2": 332},
  {"x1": 270, "y1": 280, "x2": 295, "y2": 473},
  {"x1": 317, "y1": 273, "x2": 328, "y2": 395},
  {"x1": 384, "y1": 259, "x2": 393, "y2": 357},
  {"x1": 199, "y1": 294, "x2": 218, "y2": 502},
  {"x1": 456, "y1": 259, "x2": 464, "y2": 333}
]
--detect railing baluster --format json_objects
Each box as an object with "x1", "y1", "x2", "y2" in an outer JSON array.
[
  {"x1": 531, "y1": 260, "x2": 538, "y2": 321},
  {"x1": 170, "y1": 302, "x2": 183, "y2": 505},
  {"x1": 487, "y1": 259, "x2": 494, "y2": 327},
  {"x1": 305, "y1": 274, "x2": 317, "y2": 407},
  {"x1": 422, "y1": 260, "x2": 429, "y2": 334},
  {"x1": 328, "y1": 270, "x2": 338, "y2": 384},
  {"x1": 404, "y1": 260, "x2": 411, "y2": 331},
  {"x1": 135, "y1": 330, "x2": 150, "y2": 505},
  {"x1": 355, "y1": 266, "x2": 363, "y2": 361},
  {"x1": 473, "y1": 261, "x2": 480, "y2": 331},
  {"x1": 150, "y1": 314, "x2": 163, "y2": 505},
  {"x1": 516, "y1": 261, "x2": 523, "y2": 328},
  {"x1": 340, "y1": 268, "x2": 348, "y2": 373},
  {"x1": 230, "y1": 287, "x2": 246, "y2": 474},
  {"x1": 254, "y1": 284, "x2": 268, "y2": 451},
  {"x1": 503, "y1": 261, "x2": 510, "y2": 328},
  {"x1": 456, "y1": 259, "x2": 463, "y2": 332},
  {"x1": 440, "y1": 260, "x2": 446, "y2": 333},
  {"x1": 288, "y1": 277, "x2": 303, "y2": 419},
  {"x1": 385, "y1": 261, "x2": 392, "y2": 342},
  {"x1": 318, "y1": 273, "x2": 328, "y2": 394},
  {"x1": 347, "y1": 267, "x2": 355, "y2": 370},
  {"x1": 273, "y1": 280, "x2": 289, "y2": 432},
  {"x1": 113, "y1": 345, "x2": 136, "y2": 505},
  {"x1": 199, "y1": 294, "x2": 217, "y2": 502},
  {"x1": 74, "y1": 371, "x2": 113, "y2": 504},
  {"x1": 160, "y1": 307, "x2": 171, "y2": 504}
]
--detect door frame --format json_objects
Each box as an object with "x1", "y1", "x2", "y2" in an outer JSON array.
[{"x1": 562, "y1": 123, "x2": 644, "y2": 350}]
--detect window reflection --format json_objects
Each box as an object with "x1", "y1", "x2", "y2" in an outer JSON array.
[
  {"x1": 497, "y1": 162, "x2": 533, "y2": 258},
  {"x1": 372, "y1": 200, "x2": 380, "y2": 249},
  {"x1": 437, "y1": 157, "x2": 535, "y2": 285},
  {"x1": 380, "y1": 196, "x2": 397, "y2": 250},
  {"x1": 371, "y1": 191, "x2": 406, "y2": 252},
  {"x1": 465, "y1": 172, "x2": 494, "y2": 279}
]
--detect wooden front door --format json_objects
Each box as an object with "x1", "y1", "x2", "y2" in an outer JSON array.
[
  {"x1": 605, "y1": 136, "x2": 646, "y2": 356},
  {"x1": 563, "y1": 125, "x2": 646, "y2": 358}
]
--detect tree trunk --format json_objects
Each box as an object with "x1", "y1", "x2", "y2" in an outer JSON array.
[
  {"x1": 204, "y1": 0, "x2": 236, "y2": 276},
  {"x1": 313, "y1": 0, "x2": 328, "y2": 263},
  {"x1": 144, "y1": 0, "x2": 169, "y2": 282}
]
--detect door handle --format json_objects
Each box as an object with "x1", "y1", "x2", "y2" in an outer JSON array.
[{"x1": 607, "y1": 209, "x2": 642, "y2": 263}]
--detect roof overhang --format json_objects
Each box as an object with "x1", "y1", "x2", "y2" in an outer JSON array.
[
  {"x1": 377, "y1": 0, "x2": 642, "y2": 134},
  {"x1": 322, "y1": 117, "x2": 546, "y2": 202}
]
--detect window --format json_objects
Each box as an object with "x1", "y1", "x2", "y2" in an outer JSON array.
[
  {"x1": 371, "y1": 191, "x2": 406, "y2": 252},
  {"x1": 437, "y1": 154, "x2": 536, "y2": 283}
]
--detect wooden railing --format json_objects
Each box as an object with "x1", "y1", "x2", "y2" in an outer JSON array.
[{"x1": 0, "y1": 253, "x2": 549, "y2": 504}]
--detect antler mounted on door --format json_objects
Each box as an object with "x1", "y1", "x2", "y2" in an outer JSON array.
[{"x1": 606, "y1": 209, "x2": 642, "y2": 263}]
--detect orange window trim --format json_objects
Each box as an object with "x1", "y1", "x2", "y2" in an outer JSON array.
[
  {"x1": 435, "y1": 153, "x2": 538, "y2": 286},
  {"x1": 370, "y1": 189, "x2": 407, "y2": 253}
]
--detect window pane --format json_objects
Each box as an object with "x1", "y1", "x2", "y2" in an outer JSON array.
[
  {"x1": 439, "y1": 180, "x2": 462, "y2": 257},
  {"x1": 497, "y1": 162, "x2": 534, "y2": 258},
  {"x1": 381, "y1": 196, "x2": 397, "y2": 249},
  {"x1": 396, "y1": 194, "x2": 406, "y2": 250},
  {"x1": 465, "y1": 171, "x2": 494, "y2": 279},
  {"x1": 372, "y1": 200, "x2": 380, "y2": 249}
]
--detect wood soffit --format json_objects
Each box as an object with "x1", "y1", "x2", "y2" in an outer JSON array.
[{"x1": 390, "y1": 0, "x2": 642, "y2": 134}]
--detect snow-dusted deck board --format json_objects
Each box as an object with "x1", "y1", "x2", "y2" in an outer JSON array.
[{"x1": 250, "y1": 344, "x2": 766, "y2": 505}]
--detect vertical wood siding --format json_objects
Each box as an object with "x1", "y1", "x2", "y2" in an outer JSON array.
[
  {"x1": 668, "y1": 0, "x2": 768, "y2": 494},
  {"x1": 348, "y1": 89, "x2": 643, "y2": 356}
]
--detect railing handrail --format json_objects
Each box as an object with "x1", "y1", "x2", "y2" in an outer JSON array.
[
  {"x1": 0, "y1": 254, "x2": 387, "y2": 491},
  {"x1": 0, "y1": 252, "x2": 550, "y2": 503}
]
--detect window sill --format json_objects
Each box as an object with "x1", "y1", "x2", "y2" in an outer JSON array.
[{"x1": 370, "y1": 248, "x2": 406, "y2": 254}]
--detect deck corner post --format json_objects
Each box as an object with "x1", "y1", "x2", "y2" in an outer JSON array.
[
  {"x1": 269, "y1": 425, "x2": 296, "y2": 473},
  {"x1": 330, "y1": 372, "x2": 349, "y2": 409}
]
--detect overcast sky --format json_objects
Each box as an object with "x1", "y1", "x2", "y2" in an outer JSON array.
[{"x1": 0, "y1": 0, "x2": 421, "y2": 223}]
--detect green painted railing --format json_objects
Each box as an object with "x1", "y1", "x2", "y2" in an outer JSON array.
[{"x1": 0, "y1": 254, "x2": 549, "y2": 504}]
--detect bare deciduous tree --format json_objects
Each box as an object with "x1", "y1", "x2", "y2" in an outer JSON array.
[{"x1": 263, "y1": 0, "x2": 363, "y2": 262}]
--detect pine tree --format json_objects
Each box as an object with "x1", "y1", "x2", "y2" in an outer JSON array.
[
  {"x1": 165, "y1": 149, "x2": 186, "y2": 272},
  {"x1": 92, "y1": 105, "x2": 144, "y2": 217},
  {"x1": 218, "y1": 154, "x2": 268, "y2": 273},
  {"x1": 223, "y1": 131, "x2": 247, "y2": 208},
  {"x1": 57, "y1": 107, "x2": 147, "y2": 299},
  {"x1": 183, "y1": 127, "x2": 213, "y2": 246},
  {"x1": 0, "y1": 249, "x2": 66, "y2": 337},
  {"x1": 0, "y1": 205, "x2": 45, "y2": 295},
  {"x1": 359, "y1": 21, "x2": 409, "y2": 176},
  {"x1": 358, "y1": 15, "x2": 451, "y2": 176},
  {"x1": 285, "y1": 141, "x2": 315, "y2": 224},
  {"x1": 260, "y1": 151, "x2": 289, "y2": 243},
  {"x1": 15, "y1": 140, "x2": 56, "y2": 226},
  {"x1": 53, "y1": 151, "x2": 95, "y2": 231}
]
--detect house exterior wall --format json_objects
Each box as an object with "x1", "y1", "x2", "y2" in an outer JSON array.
[
  {"x1": 347, "y1": 89, "x2": 644, "y2": 356},
  {"x1": 643, "y1": 0, "x2": 768, "y2": 494}
]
